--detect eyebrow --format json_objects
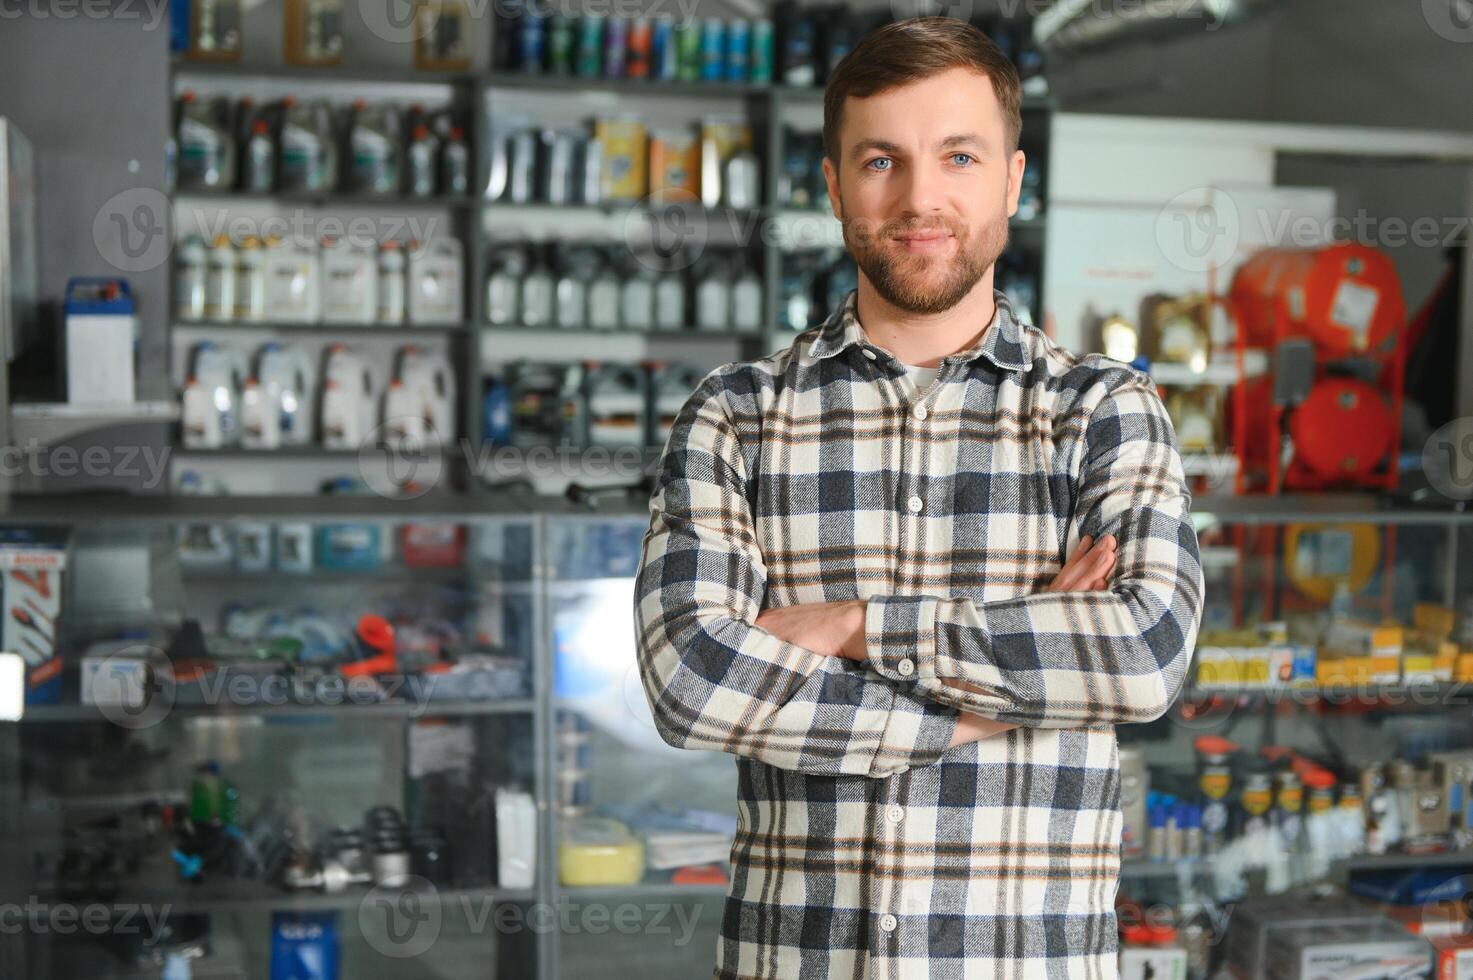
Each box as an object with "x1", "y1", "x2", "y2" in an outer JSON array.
[{"x1": 848, "y1": 133, "x2": 990, "y2": 162}]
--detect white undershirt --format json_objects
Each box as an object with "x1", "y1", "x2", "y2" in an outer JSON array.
[{"x1": 902, "y1": 362, "x2": 941, "y2": 391}]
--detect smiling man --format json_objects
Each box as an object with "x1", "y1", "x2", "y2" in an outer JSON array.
[{"x1": 633, "y1": 17, "x2": 1203, "y2": 978}]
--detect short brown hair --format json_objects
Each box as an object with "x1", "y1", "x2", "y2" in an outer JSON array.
[{"x1": 823, "y1": 17, "x2": 1022, "y2": 163}]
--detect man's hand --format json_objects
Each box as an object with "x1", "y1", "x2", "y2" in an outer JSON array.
[{"x1": 1046, "y1": 534, "x2": 1116, "y2": 592}]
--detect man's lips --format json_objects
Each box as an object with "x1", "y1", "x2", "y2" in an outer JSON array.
[{"x1": 890, "y1": 229, "x2": 955, "y2": 252}]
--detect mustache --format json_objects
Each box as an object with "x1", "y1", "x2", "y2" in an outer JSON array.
[{"x1": 843, "y1": 215, "x2": 968, "y2": 246}]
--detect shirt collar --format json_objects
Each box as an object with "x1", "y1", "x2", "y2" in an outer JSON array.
[{"x1": 804, "y1": 288, "x2": 1030, "y2": 373}]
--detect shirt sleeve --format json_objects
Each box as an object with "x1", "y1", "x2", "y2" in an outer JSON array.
[
  {"x1": 634, "y1": 369, "x2": 960, "y2": 777},
  {"x1": 862, "y1": 376, "x2": 1204, "y2": 728}
]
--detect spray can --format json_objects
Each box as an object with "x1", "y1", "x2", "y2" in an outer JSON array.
[
  {"x1": 603, "y1": 17, "x2": 628, "y2": 78},
  {"x1": 674, "y1": 21, "x2": 701, "y2": 82},
  {"x1": 547, "y1": 15, "x2": 574, "y2": 74},
  {"x1": 699, "y1": 19, "x2": 724, "y2": 82},
  {"x1": 576, "y1": 16, "x2": 604, "y2": 77},
  {"x1": 651, "y1": 17, "x2": 676, "y2": 81},
  {"x1": 519, "y1": 13, "x2": 546, "y2": 72},
  {"x1": 627, "y1": 18, "x2": 652, "y2": 79},
  {"x1": 724, "y1": 19, "x2": 750, "y2": 83},
  {"x1": 749, "y1": 20, "x2": 773, "y2": 84}
]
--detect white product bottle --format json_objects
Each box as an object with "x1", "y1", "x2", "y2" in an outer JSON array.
[
  {"x1": 180, "y1": 377, "x2": 223, "y2": 448},
  {"x1": 263, "y1": 236, "x2": 321, "y2": 323},
  {"x1": 732, "y1": 266, "x2": 763, "y2": 332},
  {"x1": 234, "y1": 235, "x2": 268, "y2": 321},
  {"x1": 587, "y1": 263, "x2": 621, "y2": 330},
  {"x1": 382, "y1": 380, "x2": 426, "y2": 450},
  {"x1": 320, "y1": 236, "x2": 379, "y2": 324},
  {"x1": 205, "y1": 234, "x2": 237, "y2": 322},
  {"x1": 695, "y1": 261, "x2": 731, "y2": 331},
  {"x1": 377, "y1": 240, "x2": 406, "y2": 324},
  {"x1": 255, "y1": 342, "x2": 315, "y2": 445},
  {"x1": 407, "y1": 237, "x2": 464, "y2": 324},
  {"x1": 239, "y1": 379, "x2": 281, "y2": 448},
  {"x1": 396, "y1": 345, "x2": 455, "y2": 444},
  {"x1": 187, "y1": 341, "x2": 246, "y2": 446},
  {"x1": 320, "y1": 344, "x2": 376, "y2": 448},
  {"x1": 176, "y1": 236, "x2": 208, "y2": 321}
]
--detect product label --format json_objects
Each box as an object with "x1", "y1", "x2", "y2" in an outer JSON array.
[{"x1": 1329, "y1": 279, "x2": 1378, "y2": 349}]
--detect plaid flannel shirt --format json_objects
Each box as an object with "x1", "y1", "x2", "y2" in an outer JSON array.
[{"x1": 634, "y1": 289, "x2": 1204, "y2": 979}]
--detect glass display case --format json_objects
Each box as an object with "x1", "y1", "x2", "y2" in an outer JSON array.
[{"x1": 4, "y1": 494, "x2": 1473, "y2": 979}]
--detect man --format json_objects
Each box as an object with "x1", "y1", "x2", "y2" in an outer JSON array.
[{"x1": 633, "y1": 16, "x2": 1203, "y2": 978}]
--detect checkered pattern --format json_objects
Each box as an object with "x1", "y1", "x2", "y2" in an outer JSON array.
[{"x1": 634, "y1": 289, "x2": 1204, "y2": 979}]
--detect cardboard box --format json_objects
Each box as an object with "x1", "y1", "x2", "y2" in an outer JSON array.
[
  {"x1": 0, "y1": 527, "x2": 69, "y2": 704},
  {"x1": 1432, "y1": 934, "x2": 1473, "y2": 979}
]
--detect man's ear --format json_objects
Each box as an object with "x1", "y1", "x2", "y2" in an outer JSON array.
[
  {"x1": 822, "y1": 156, "x2": 842, "y2": 221},
  {"x1": 1005, "y1": 148, "x2": 1026, "y2": 218}
]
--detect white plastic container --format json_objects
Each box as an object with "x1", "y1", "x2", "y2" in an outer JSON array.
[
  {"x1": 234, "y1": 236, "x2": 267, "y2": 321},
  {"x1": 263, "y1": 236, "x2": 321, "y2": 323},
  {"x1": 320, "y1": 344, "x2": 377, "y2": 448},
  {"x1": 204, "y1": 235, "x2": 237, "y2": 322},
  {"x1": 239, "y1": 379, "x2": 280, "y2": 448},
  {"x1": 407, "y1": 237, "x2": 464, "y2": 325},
  {"x1": 377, "y1": 240, "x2": 406, "y2": 324},
  {"x1": 184, "y1": 341, "x2": 245, "y2": 446},
  {"x1": 382, "y1": 380, "x2": 426, "y2": 449},
  {"x1": 396, "y1": 345, "x2": 455, "y2": 444},
  {"x1": 175, "y1": 236, "x2": 208, "y2": 321},
  {"x1": 255, "y1": 342, "x2": 315, "y2": 445},
  {"x1": 320, "y1": 236, "x2": 378, "y2": 324}
]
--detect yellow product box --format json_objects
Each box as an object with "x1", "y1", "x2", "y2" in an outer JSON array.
[
  {"x1": 1234, "y1": 647, "x2": 1272, "y2": 687},
  {"x1": 595, "y1": 119, "x2": 649, "y2": 202},
  {"x1": 1413, "y1": 602, "x2": 1457, "y2": 641},
  {"x1": 1194, "y1": 646, "x2": 1240, "y2": 686},
  {"x1": 1403, "y1": 633, "x2": 1458, "y2": 683},
  {"x1": 1316, "y1": 649, "x2": 1374, "y2": 687},
  {"x1": 648, "y1": 131, "x2": 700, "y2": 202},
  {"x1": 1323, "y1": 620, "x2": 1404, "y2": 658}
]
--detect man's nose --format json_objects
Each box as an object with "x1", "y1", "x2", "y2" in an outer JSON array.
[{"x1": 897, "y1": 161, "x2": 944, "y2": 215}]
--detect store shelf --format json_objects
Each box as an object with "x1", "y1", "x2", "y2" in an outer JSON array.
[
  {"x1": 486, "y1": 71, "x2": 766, "y2": 98},
  {"x1": 175, "y1": 320, "x2": 469, "y2": 335},
  {"x1": 39, "y1": 875, "x2": 531, "y2": 914},
  {"x1": 1122, "y1": 851, "x2": 1473, "y2": 880},
  {"x1": 171, "y1": 60, "x2": 477, "y2": 87},
  {"x1": 173, "y1": 188, "x2": 475, "y2": 210},
  {"x1": 557, "y1": 881, "x2": 730, "y2": 900},
  {"x1": 482, "y1": 199, "x2": 765, "y2": 221},
  {"x1": 483, "y1": 323, "x2": 762, "y2": 342},
  {"x1": 8, "y1": 401, "x2": 179, "y2": 446},
  {"x1": 19, "y1": 698, "x2": 537, "y2": 723},
  {"x1": 1191, "y1": 493, "x2": 1473, "y2": 525},
  {"x1": 1183, "y1": 680, "x2": 1467, "y2": 702},
  {"x1": 173, "y1": 444, "x2": 450, "y2": 458}
]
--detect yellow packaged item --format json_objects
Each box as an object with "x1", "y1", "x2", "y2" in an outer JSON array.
[
  {"x1": 559, "y1": 816, "x2": 645, "y2": 887},
  {"x1": 596, "y1": 119, "x2": 650, "y2": 202}
]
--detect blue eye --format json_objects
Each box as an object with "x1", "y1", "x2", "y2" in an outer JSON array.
[
  {"x1": 865, "y1": 158, "x2": 892, "y2": 172},
  {"x1": 950, "y1": 153, "x2": 974, "y2": 166}
]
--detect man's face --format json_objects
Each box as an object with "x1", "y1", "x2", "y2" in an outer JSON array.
[{"x1": 822, "y1": 67, "x2": 1025, "y2": 315}]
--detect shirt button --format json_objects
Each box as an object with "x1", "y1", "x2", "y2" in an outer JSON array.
[
  {"x1": 912, "y1": 403, "x2": 928, "y2": 421},
  {"x1": 879, "y1": 913, "x2": 898, "y2": 933},
  {"x1": 887, "y1": 804, "x2": 905, "y2": 823},
  {"x1": 862, "y1": 348, "x2": 877, "y2": 360},
  {"x1": 906, "y1": 495, "x2": 923, "y2": 514},
  {"x1": 896, "y1": 659, "x2": 915, "y2": 677}
]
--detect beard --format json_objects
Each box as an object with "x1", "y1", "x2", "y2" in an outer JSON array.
[{"x1": 839, "y1": 205, "x2": 1009, "y2": 316}]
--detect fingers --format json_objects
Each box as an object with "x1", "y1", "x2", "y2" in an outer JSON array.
[{"x1": 1047, "y1": 534, "x2": 1119, "y2": 592}]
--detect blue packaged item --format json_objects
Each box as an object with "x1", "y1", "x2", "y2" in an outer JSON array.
[
  {"x1": 700, "y1": 19, "x2": 725, "y2": 81},
  {"x1": 314, "y1": 478, "x2": 383, "y2": 571},
  {"x1": 651, "y1": 17, "x2": 676, "y2": 80},
  {"x1": 483, "y1": 380, "x2": 512, "y2": 447},
  {"x1": 519, "y1": 13, "x2": 546, "y2": 72},
  {"x1": 724, "y1": 19, "x2": 750, "y2": 82},
  {"x1": 1348, "y1": 869, "x2": 1473, "y2": 906},
  {"x1": 270, "y1": 912, "x2": 339, "y2": 980}
]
